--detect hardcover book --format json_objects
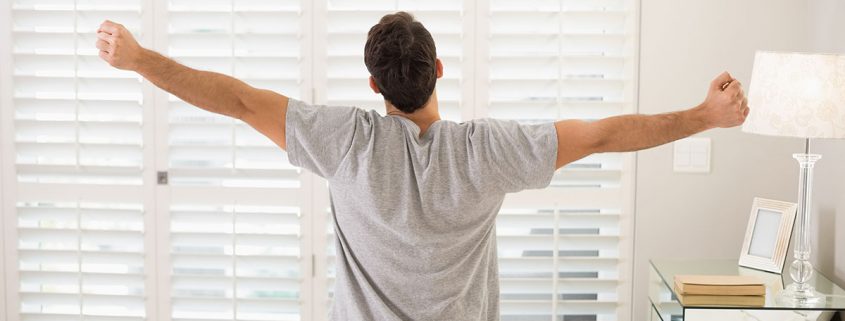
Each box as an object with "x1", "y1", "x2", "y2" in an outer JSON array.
[{"x1": 674, "y1": 275, "x2": 766, "y2": 296}]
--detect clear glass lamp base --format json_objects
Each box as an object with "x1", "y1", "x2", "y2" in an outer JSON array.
[
  {"x1": 778, "y1": 152, "x2": 824, "y2": 307},
  {"x1": 780, "y1": 283, "x2": 824, "y2": 306}
]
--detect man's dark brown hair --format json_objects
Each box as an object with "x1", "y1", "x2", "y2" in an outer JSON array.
[{"x1": 364, "y1": 12, "x2": 438, "y2": 113}]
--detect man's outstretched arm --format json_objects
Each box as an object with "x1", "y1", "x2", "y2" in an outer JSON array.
[
  {"x1": 96, "y1": 20, "x2": 289, "y2": 150},
  {"x1": 554, "y1": 72, "x2": 750, "y2": 168}
]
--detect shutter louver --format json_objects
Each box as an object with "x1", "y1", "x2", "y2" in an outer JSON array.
[
  {"x1": 164, "y1": 1, "x2": 309, "y2": 320},
  {"x1": 11, "y1": 0, "x2": 148, "y2": 320},
  {"x1": 488, "y1": 0, "x2": 633, "y2": 320}
]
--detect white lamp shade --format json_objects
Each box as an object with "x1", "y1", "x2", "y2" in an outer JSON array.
[{"x1": 742, "y1": 51, "x2": 845, "y2": 139}]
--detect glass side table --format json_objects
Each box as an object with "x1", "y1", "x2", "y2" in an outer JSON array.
[{"x1": 649, "y1": 259, "x2": 845, "y2": 321}]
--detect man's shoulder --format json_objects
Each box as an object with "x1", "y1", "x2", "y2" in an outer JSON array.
[{"x1": 288, "y1": 99, "x2": 383, "y2": 125}]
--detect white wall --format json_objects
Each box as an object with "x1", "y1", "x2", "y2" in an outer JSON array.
[
  {"x1": 808, "y1": 0, "x2": 845, "y2": 53},
  {"x1": 632, "y1": 0, "x2": 812, "y2": 320},
  {"x1": 807, "y1": 0, "x2": 845, "y2": 289}
]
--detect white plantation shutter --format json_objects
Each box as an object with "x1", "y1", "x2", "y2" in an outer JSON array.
[
  {"x1": 168, "y1": 203, "x2": 305, "y2": 321},
  {"x1": 2, "y1": 1, "x2": 638, "y2": 320},
  {"x1": 162, "y1": 0, "x2": 312, "y2": 320},
  {"x1": 16, "y1": 201, "x2": 146, "y2": 320},
  {"x1": 9, "y1": 0, "x2": 150, "y2": 320},
  {"x1": 483, "y1": 0, "x2": 635, "y2": 320},
  {"x1": 312, "y1": 0, "x2": 468, "y2": 314}
]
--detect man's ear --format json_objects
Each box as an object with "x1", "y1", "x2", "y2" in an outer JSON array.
[
  {"x1": 435, "y1": 58, "x2": 443, "y2": 79},
  {"x1": 368, "y1": 76, "x2": 380, "y2": 94}
]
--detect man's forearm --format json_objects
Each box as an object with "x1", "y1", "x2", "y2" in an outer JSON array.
[
  {"x1": 135, "y1": 49, "x2": 252, "y2": 119},
  {"x1": 592, "y1": 105, "x2": 711, "y2": 153}
]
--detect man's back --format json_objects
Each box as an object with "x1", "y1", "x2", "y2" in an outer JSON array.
[{"x1": 285, "y1": 99, "x2": 558, "y2": 320}]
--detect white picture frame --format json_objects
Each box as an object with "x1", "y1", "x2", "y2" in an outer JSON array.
[{"x1": 738, "y1": 198, "x2": 798, "y2": 274}]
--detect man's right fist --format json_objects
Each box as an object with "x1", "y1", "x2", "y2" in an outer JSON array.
[
  {"x1": 698, "y1": 71, "x2": 750, "y2": 129},
  {"x1": 96, "y1": 20, "x2": 144, "y2": 71}
]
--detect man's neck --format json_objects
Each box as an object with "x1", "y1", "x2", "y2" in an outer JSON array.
[{"x1": 385, "y1": 92, "x2": 441, "y2": 136}]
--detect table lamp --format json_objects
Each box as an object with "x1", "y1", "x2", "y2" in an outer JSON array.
[{"x1": 742, "y1": 51, "x2": 845, "y2": 305}]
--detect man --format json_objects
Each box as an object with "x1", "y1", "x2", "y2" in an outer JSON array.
[{"x1": 96, "y1": 11, "x2": 748, "y2": 321}]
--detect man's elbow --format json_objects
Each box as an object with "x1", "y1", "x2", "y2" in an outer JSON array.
[
  {"x1": 232, "y1": 85, "x2": 271, "y2": 122},
  {"x1": 587, "y1": 134, "x2": 610, "y2": 154},
  {"x1": 233, "y1": 100, "x2": 252, "y2": 122},
  {"x1": 573, "y1": 121, "x2": 609, "y2": 154}
]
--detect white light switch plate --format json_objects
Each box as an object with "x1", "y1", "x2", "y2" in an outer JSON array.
[{"x1": 673, "y1": 137, "x2": 711, "y2": 173}]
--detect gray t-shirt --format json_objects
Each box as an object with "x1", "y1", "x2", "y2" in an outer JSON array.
[{"x1": 285, "y1": 99, "x2": 557, "y2": 321}]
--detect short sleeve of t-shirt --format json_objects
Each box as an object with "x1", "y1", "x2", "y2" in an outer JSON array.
[
  {"x1": 470, "y1": 119, "x2": 558, "y2": 193},
  {"x1": 285, "y1": 98, "x2": 362, "y2": 179}
]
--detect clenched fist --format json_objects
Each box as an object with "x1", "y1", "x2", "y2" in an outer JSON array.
[
  {"x1": 697, "y1": 71, "x2": 750, "y2": 128},
  {"x1": 96, "y1": 20, "x2": 145, "y2": 71}
]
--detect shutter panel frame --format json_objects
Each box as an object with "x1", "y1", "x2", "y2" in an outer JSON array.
[
  {"x1": 161, "y1": 1, "x2": 314, "y2": 320},
  {"x1": 8, "y1": 1, "x2": 151, "y2": 319}
]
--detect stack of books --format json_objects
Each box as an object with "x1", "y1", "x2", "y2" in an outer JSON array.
[{"x1": 673, "y1": 275, "x2": 766, "y2": 307}]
